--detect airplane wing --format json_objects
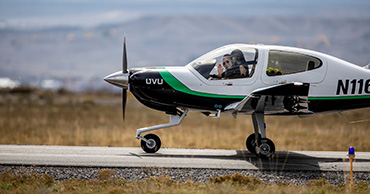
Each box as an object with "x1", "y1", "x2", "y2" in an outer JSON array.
[{"x1": 225, "y1": 82, "x2": 312, "y2": 115}]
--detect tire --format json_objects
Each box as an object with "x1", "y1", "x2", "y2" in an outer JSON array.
[
  {"x1": 141, "y1": 134, "x2": 161, "y2": 153},
  {"x1": 246, "y1": 133, "x2": 261, "y2": 153},
  {"x1": 255, "y1": 138, "x2": 275, "y2": 159}
]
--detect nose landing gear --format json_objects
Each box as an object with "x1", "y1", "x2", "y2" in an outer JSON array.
[{"x1": 136, "y1": 109, "x2": 188, "y2": 153}]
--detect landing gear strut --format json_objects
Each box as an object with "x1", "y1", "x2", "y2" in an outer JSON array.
[
  {"x1": 247, "y1": 113, "x2": 275, "y2": 158},
  {"x1": 246, "y1": 96, "x2": 275, "y2": 159},
  {"x1": 136, "y1": 109, "x2": 188, "y2": 153}
]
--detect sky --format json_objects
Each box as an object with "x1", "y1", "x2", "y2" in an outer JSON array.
[
  {"x1": 1, "y1": 0, "x2": 369, "y2": 29},
  {"x1": 0, "y1": 0, "x2": 369, "y2": 90}
]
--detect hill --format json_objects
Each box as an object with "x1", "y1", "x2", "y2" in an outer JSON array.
[{"x1": 0, "y1": 15, "x2": 369, "y2": 90}]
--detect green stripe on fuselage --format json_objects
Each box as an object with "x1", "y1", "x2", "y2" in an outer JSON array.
[{"x1": 157, "y1": 68, "x2": 245, "y2": 99}]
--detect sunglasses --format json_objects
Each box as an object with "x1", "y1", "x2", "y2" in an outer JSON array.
[{"x1": 223, "y1": 60, "x2": 231, "y2": 66}]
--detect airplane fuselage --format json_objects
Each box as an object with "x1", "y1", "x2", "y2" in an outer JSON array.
[
  {"x1": 104, "y1": 43, "x2": 370, "y2": 157},
  {"x1": 126, "y1": 44, "x2": 370, "y2": 115}
]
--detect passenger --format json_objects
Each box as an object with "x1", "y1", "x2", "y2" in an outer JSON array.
[
  {"x1": 230, "y1": 49, "x2": 249, "y2": 77},
  {"x1": 231, "y1": 49, "x2": 247, "y2": 65}
]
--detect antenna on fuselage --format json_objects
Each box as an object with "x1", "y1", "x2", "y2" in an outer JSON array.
[{"x1": 338, "y1": 112, "x2": 369, "y2": 124}]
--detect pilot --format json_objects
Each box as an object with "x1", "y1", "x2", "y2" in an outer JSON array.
[
  {"x1": 215, "y1": 54, "x2": 233, "y2": 78},
  {"x1": 222, "y1": 49, "x2": 249, "y2": 78},
  {"x1": 210, "y1": 50, "x2": 252, "y2": 79}
]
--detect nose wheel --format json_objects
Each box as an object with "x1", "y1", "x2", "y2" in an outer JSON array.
[{"x1": 141, "y1": 134, "x2": 161, "y2": 153}]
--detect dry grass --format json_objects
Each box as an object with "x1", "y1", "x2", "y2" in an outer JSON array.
[
  {"x1": 0, "y1": 88, "x2": 369, "y2": 152},
  {"x1": 1, "y1": 171, "x2": 369, "y2": 194}
]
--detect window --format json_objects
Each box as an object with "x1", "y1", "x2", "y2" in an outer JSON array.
[
  {"x1": 190, "y1": 46, "x2": 258, "y2": 79},
  {"x1": 267, "y1": 50, "x2": 322, "y2": 76}
]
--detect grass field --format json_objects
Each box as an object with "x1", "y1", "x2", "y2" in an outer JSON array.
[
  {"x1": 1, "y1": 88, "x2": 370, "y2": 193},
  {"x1": 0, "y1": 88, "x2": 369, "y2": 152},
  {"x1": 1, "y1": 170, "x2": 369, "y2": 194}
]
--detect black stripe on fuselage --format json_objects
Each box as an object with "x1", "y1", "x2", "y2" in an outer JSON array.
[{"x1": 308, "y1": 97, "x2": 370, "y2": 113}]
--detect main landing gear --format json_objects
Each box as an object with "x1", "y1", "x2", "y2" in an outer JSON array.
[
  {"x1": 246, "y1": 112, "x2": 275, "y2": 158},
  {"x1": 136, "y1": 109, "x2": 188, "y2": 153}
]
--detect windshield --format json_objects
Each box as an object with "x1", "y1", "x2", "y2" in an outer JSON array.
[{"x1": 189, "y1": 45, "x2": 258, "y2": 80}]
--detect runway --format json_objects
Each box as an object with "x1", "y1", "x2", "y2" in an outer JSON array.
[{"x1": 1, "y1": 145, "x2": 369, "y2": 172}]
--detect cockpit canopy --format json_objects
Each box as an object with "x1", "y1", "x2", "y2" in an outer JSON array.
[{"x1": 188, "y1": 45, "x2": 258, "y2": 80}]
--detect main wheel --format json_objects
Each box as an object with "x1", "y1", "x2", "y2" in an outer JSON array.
[
  {"x1": 246, "y1": 133, "x2": 261, "y2": 153},
  {"x1": 141, "y1": 134, "x2": 161, "y2": 153},
  {"x1": 255, "y1": 138, "x2": 275, "y2": 159}
]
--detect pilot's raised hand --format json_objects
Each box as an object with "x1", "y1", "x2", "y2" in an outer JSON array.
[{"x1": 217, "y1": 64, "x2": 224, "y2": 78}]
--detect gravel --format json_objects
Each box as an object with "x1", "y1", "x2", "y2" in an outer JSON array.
[{"x1": 1, "y1": 165, "x2": 369, "y2": 185}]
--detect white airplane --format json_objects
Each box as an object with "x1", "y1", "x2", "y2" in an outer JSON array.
[{"x1": 104, "y1": 39, "x2": 370, "y2": 158}]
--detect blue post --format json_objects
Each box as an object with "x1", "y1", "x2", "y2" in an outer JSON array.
[
  {"x1": 348, "y1": 146, "x2": 355, "y2": 185},
  {"x1": 348, "y1": 146, "x2": 355, "y2": 156}
]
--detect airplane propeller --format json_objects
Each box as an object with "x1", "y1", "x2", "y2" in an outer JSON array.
[
  {"x1": 103, "y1": 37, "x2": 130, "y2": 121},
  {"x1": 122, "y1": 37, "x2": 128, "y2": 120}
]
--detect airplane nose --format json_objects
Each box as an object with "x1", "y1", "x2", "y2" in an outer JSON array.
[{"x1": 104, "y1": 71, "x2": 129, "y2": 89}]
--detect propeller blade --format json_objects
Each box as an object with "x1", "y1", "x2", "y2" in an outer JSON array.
[
  {"x1": 122, "y1": 37, "x2": 128, "y2": 120},
  {"x1": 122, "y1": 37, "x2": 128, "y2": 74},
  {"x1": 122, "y1": 88, "x2": 127, "y2": 120}
]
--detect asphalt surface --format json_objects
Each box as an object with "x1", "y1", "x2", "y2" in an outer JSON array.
[{"x1": 1, "y1": 145, "x2": 369, "y2": 172}]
